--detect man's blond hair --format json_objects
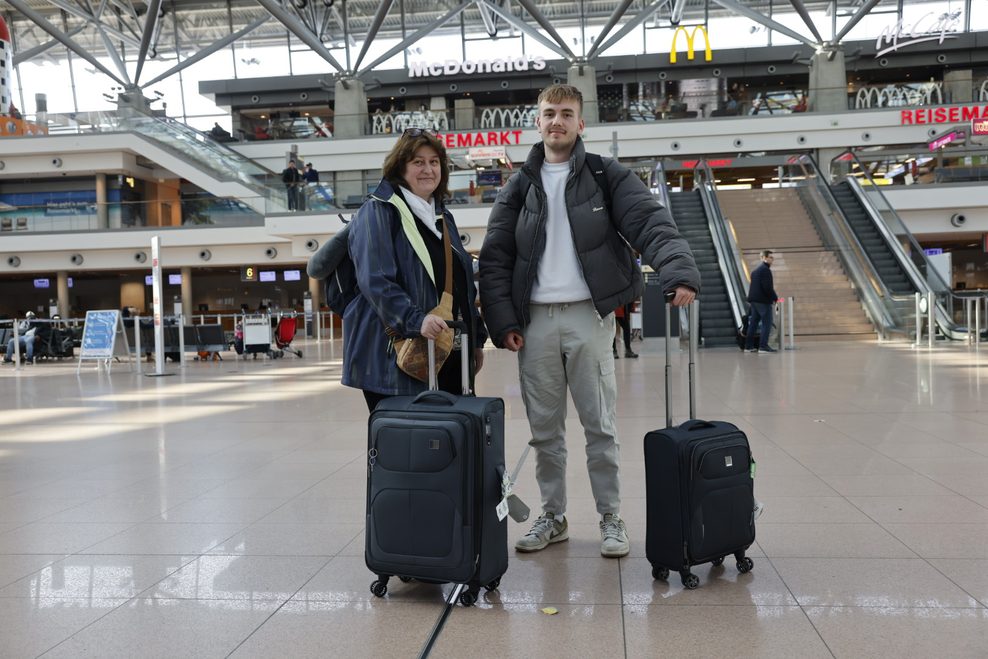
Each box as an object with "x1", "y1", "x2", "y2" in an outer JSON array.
[{"x1": 537, "y1": 84, "x2": 583, "y2": 115}]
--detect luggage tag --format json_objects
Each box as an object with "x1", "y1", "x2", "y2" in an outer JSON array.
[{"x1": 496, "y1": 446, "x2": 532, "y2": 523}]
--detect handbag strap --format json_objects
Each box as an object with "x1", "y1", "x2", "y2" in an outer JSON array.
[{"x1": 439, "y1": 213, "x2": 453, "y2": 297}]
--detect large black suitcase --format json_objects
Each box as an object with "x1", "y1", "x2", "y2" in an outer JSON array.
[
  {"x1": 645, "y1": 301, "x2": 756, "y2": 589},
  {"x1": 366, "y1": 324, "x2": 508, "y2": 607}
]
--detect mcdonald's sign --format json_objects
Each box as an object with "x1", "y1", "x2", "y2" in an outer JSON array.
[{"x1": 670, "y1": 26, "x2": 712, "y2": 64}]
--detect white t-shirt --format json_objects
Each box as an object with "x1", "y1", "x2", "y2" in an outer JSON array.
[{"x1": 530, "y1": 161, "x2": 592, "y2": 303}]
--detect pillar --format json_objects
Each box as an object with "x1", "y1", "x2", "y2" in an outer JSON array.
[
  {"x1": 567, "y1": 63, "x2": 598, "y2": 124},
  {"x1": 180, "y1": 267, "x2": 192, "y2": 320},
  {"x1": 808, "y1": 48, "x2": 847, "y2": 114},
  {"x1": 56, "y1": 271, "x2": 69, "y2": 319},
  {"x1": 307, "y1": 277, "x2": 321, "y2": 337},
  {"x1": 454, "y1": 98, "x2": 476, "y2": 131},
  {"x1": 943, "y1": 70, "x2": 973, "y2": 104},
  {"x1": 119, "y1": 279, "x2": 145, "y2": 314},
  {"x1": 334, "y1": 78, "x2": 368, "y2": 138},
  {"x1": 334, "y1": 169, "x2": 366, "y2": 208},
  {"x1": 95, "y1": 173, "x2": 108, "y2": 229}
]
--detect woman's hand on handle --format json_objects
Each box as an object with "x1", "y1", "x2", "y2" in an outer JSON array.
[{"x1": 420, "y1": 314, "x2": 447, "y2": 340}]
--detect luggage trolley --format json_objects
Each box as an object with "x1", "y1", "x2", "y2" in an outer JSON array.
[{"x1": 241, "y1": 314, "x2": 273, "y2": 358}]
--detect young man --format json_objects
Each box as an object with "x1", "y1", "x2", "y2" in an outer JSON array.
[
  {"x1": 479, "y1": 84, "x2": 700, "y2": 558},
  {"x1": 745, "y1": 249, "x2": 778, "y2": 353},
  {"x1": 281, "y1": 160, "x2": 301, "y2": 211}
]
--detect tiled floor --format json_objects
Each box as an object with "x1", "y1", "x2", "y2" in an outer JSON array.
[{"x1": 1, "y1": 338, "x2": 988, "y2": 658}]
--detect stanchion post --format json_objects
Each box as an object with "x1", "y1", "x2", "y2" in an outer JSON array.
[
  {"x1": 914, "y1": 292, "x2": 922, "y2": 346},
  {"x1": 12, "y1": 317, "x2": 21, "y2": 367},
  {"x1": 776, "y1": 299, "x2": 785, "y2": 351},
  {"x1": 330, "y1": 312, "x2": 336, "y2": 342},
  {"x1": 965, "y1": 299, "x2": 973, "y2": 344},
  {"x1": 315, "y1": 311, "x2": 322, "y2": 342},
  {"x1": 178, "y1": 314, "x2": 186, "y2": 366},
  {"x1": 134, "y1": 316, "x2": 142, "y2": 374},
  {"x1": 927, "y1": 292, "x2": 935, "y2": 350},
  {"x1": 975, "y1": 297, "x2": 982, "y2": 345},
  {"x1": 787, "y1": 296, "x2": 795, "y2": 350}
]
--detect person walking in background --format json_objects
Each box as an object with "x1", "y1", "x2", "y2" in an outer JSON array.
[
  {"x1": 300, "y1": 162, "x2": 320, "y2": 211},
  {"x1": 612, "y1": 302, "x2": 637, "y2": 359},
  {"x1": 282, "y1": 159, "x2": 302, "y2": 211},
  {"x1": 479, "y1": 83, "x2": 699, "y2": 559},
  {"x1": 746, "y1": 249, "x2": 778, "y2": 353}
]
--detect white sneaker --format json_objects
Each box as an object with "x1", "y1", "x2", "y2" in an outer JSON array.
[
  {"x1": 599, "y1": 513, "x2": 630, "y2": 558},
  {"x1": 515, "y1": 513, "x2": 568, "y2": 552}
]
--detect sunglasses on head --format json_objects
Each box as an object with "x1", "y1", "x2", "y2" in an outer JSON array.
[{"x1": 403, "y1": 128, "x2": 435, "y2": 137}]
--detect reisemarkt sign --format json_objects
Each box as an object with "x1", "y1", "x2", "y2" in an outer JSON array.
[{"x1": 408, "y1": 56, "x2": 546, "y2": 78}]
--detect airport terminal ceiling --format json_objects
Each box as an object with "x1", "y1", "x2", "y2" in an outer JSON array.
[{"x1": 0, "y1": 0, "x2": 976, "y2": 67}]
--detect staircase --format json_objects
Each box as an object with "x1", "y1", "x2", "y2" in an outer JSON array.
[
  {"x1": 716, "y1": 188, "x2": 875, "y2": 339},
  {"x1": 829, "y1": 181, "x2": 916, "y2": 295},
  {"x1": 669, "y1": 190, "x2": 737, "y2": 346}
]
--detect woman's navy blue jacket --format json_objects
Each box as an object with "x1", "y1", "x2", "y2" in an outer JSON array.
[{"x1": 342, "y1": 179, "x2": 485, "y2": 395}]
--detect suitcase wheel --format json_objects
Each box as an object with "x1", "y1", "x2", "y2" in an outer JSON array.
[
  {"x1": 484, "y1": 578, "x2": 501, "y2": 592},
  {"x1": 711, "y1": 556, "x2": 725, "y2": 567},
  {"x1": 736, "y1": 557, "x2": 754, "y2": 574},
  {"x1": 398, "y1": 576, "x2": 414, "y2": 583},
  {"x1": 459, "y1": 587, "x2": 479, "y2": 607},
  {"x1": 651, "y1": 566, "x2": 670, "y2": 581},
  {"x1": 680, "y1": 571, "x2": 700, "y2": 590},
  {"x1": 370, "y1": 579, "x2": 388, "y2": 597}
]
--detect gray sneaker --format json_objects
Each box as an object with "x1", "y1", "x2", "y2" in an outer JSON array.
[
  {"x1": 599, "y1": 513, "x2": 630, "y2": 558},
  {"x1": 515, "y1": 513, "x2": 569, "y2": 552}
]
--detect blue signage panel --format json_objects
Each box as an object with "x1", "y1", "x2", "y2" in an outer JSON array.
[{"x1": 80, "y1": 310, "x2": 120, "y2": 359}]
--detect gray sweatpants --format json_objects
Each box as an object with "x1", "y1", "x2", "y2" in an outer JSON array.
[{"x1": 518, "y1": 301, "x2": 620, "y2": 517}]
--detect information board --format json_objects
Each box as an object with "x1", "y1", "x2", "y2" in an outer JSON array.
[
  {"x1": 77, "y1": 309, "x2": 130, "y2": 372},
  {"x1": 79, "y1": 310, "x2": 120, "y2": 359}
]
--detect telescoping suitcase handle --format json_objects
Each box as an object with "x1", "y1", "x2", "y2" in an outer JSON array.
[
  {"x1": 420, "y1": 319, "x2": 471, "y2": 397},
  {"x1": 664, "y1": 293, "x2": 700, "y2": 428}
]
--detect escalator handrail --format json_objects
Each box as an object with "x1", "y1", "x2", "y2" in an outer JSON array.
[
  {"x1": 792, "y1": 154, "x2": 900, "y2": 333},
  {"x1": 693, "y1": 161, "x2": 746, "y2": 329},
  {"x1": 831, "y1": 149, "x2": 967, "y2": 339}
]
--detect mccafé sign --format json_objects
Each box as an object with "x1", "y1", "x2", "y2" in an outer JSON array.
[
  {"x1": 437, "y1": 130, "x2": 523, "y2": 149},
  {"x1": 901, "y1": 105, "x2": 988, "y2": 125},
  {"x1": 409, "y1": 56, "x2": 546, "y2": 79},
  {"x1": 670, "y1": 26, "x2": 712, "y2": 64}
]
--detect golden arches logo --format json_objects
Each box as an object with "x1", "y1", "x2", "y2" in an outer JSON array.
[{"x1": 670, "y1": 26, "x2": 712, "y2": 64}]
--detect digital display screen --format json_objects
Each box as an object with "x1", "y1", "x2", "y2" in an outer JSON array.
[
  {"x1": 145, "y1": 275, "x2": 153, "y2": 286},
  {"x1": 259, "y1": 271, "x2": 276, "y2": 282},
  {"x1": 477, "y1": 170, "x2": 503, "y2": 186},
  {"x1": 67, "y1": 277, "x2": 73, "y2": 288},
  {"x1": 33, "y1": 278, "x2": 50, "y2": 289},
  {"x1": 168, "y1": 274, "x2": 182, "y2": 285},
  {"x1": 283, "y1": 270, "x2": 301, "y2": 281}
]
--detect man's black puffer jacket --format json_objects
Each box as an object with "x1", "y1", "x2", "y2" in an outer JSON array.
[{"x1": 479, "y1": 137, "x2": 700, "y2": 347}]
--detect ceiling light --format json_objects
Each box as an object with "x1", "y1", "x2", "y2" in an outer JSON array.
[{"x1": 736, "y1": 177, "x2": 756, "y2": 182}]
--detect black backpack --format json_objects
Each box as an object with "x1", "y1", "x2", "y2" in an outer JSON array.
[{"x1": 308, "y1": 211, "x2": 397, "y2": 316}]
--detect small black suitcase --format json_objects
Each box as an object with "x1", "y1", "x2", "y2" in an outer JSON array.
[
  {"x1": 366, "y1": 323, "x2": 508, "y2": 607},
  {"x1": 645, "y1": 300, "x2": 756, "y2": 589}
]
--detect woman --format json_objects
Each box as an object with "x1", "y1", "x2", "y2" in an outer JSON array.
[{"x1": 344, "y1": 129, "x2": 486, "y2": 411}]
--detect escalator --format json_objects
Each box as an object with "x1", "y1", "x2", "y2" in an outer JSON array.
[
  {"x1": 829, "y1": 181, "x2": 915, "y2": 295},
  {"x1": 669, "y1": 190, "x2": 737, "y2": 346}
]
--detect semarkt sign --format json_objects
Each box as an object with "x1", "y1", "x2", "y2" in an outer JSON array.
[
  {"x1": 900, "y1": 105, "x2": 988, "y2": 125},
  {"x1": 437, "y1": 130, "x2": 523, "y2": 149},
  {"x1": 670, "y1": 26, "x2": 712, "y2": 64}
]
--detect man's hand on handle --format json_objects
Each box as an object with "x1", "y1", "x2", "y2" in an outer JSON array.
[{"x1": 668, "y1": 286, "x2": 696, "y2": 307}]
